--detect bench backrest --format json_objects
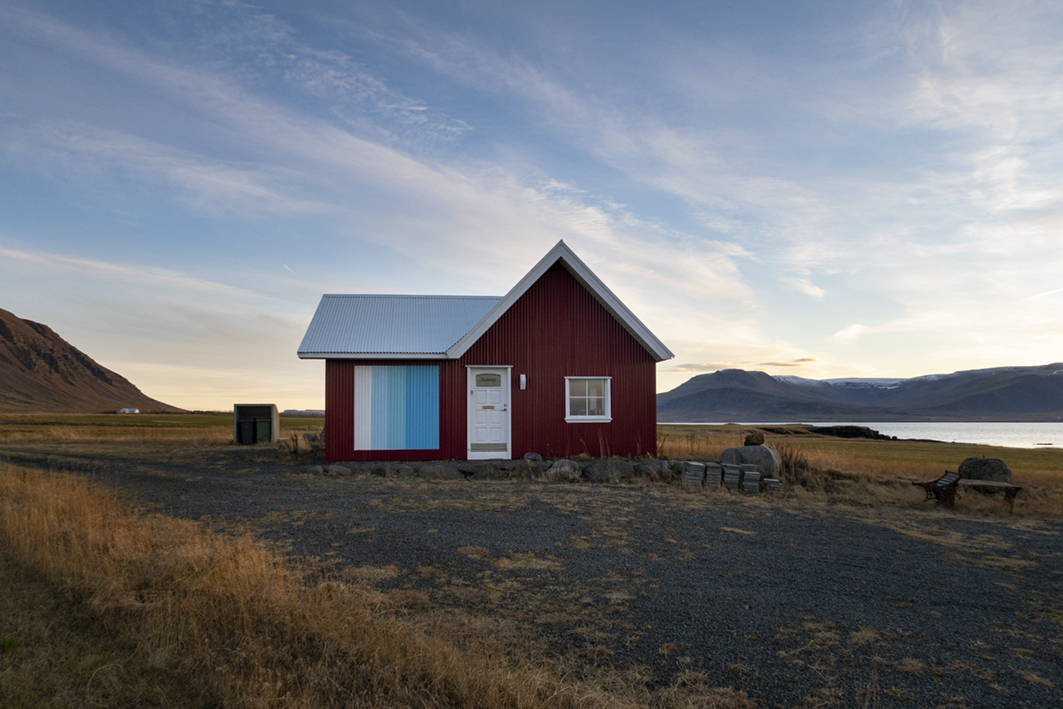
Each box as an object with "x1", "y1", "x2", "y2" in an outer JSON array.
[{"x1": 935, "y1": 471, "x2": 961, "y2": 489}]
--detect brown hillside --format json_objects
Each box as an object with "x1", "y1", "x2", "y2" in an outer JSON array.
[{"x1": 0, "y1": 308, "x2": 182, "y2": 413}]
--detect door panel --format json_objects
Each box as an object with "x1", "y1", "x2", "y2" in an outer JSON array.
[{"x1": 468, "y1": 367, "x2": 510, "y2": 458}]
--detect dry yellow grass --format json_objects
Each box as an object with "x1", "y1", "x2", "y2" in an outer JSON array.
[
  {"x1": 657, "y1": 425, "x2": 1063, "y2": 520},
  {"x1": 0, "y1": 548, "x2": 214, "y2": 708},
  {"x1": 657, "y1": 428, "x2": 745, "y2": 462},
  {"x1": 0, "y1": 461, "x2": 756, "y2": 709}
]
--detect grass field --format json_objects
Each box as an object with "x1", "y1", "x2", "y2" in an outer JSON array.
[{"x1": 0, "y1": 412, "x2": 324, "y2": 442}]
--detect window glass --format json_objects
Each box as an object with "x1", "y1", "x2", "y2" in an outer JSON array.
[
  {"x1": 475, "y1": 373, "x2": 502, "y2": 387},
  {"x1": 588, "y1": 396, "x2": 605, "y2": 417},
  {"x1": 587, "y1": 379, "x2": 604, "y2": 397},
  {"x1": 566, "y1": 377, "x2": 610, "y2": 421}
]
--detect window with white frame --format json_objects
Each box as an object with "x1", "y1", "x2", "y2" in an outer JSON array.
[{"x1": 565, "y1": 377, "x2": 611, "y2": 422}]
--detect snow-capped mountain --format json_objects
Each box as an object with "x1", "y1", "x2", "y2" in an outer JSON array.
[{"x1": 657, "y1": 364, "x2": 1063, "y2": 422}]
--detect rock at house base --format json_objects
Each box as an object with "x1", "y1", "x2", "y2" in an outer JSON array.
[
  {"x1": 546, "y1": 459, "x2": 583, "y2": 482},
  {"x1": 583, "y1": 458, "x2": 633, "y2": 482},
  {"x1": 417, "y1": 463, "x2": 464, "y2": 480},
  {"x1": 634, "y1": 459, "x2": 669, "y2": 479}
]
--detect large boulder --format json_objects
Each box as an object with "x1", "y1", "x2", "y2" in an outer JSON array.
[
  {"x1": 583, "y1": 458, "x2": 634, "y2": 482},
  {"x1": 958, "y1": 457, "x2": 1012, "y2": 483},
  {"x1": 720, "y1": 446, "x2": 782, "y2": 478}
]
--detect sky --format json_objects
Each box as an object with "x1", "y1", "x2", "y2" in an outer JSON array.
[{"x1": 1, "y1": 0, "x2": 1062, "y2": 411}]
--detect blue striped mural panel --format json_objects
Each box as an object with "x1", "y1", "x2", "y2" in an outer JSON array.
[{"x1": 356, "y1": 365, "x2": 438, "y2": 451}]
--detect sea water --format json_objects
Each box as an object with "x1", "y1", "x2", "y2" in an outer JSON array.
[
  {"x1": 667, "y1": 421, "x2": 1063, "y2": 450},
  {"x1": 848, "y1": 422, "x2": 1063, "y2": 450}
]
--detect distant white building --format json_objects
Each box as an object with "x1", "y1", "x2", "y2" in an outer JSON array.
[{"x1": 117, "y1": 408, "x2": 139, "y2": 414}]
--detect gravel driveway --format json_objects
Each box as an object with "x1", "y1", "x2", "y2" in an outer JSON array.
[{"x1": 6, "y1": 444, "x2": 1062, "y2": 708}]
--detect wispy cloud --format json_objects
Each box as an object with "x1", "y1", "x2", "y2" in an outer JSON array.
[
  {"x1": 759, "y1": 358, "x2": 817, "y2": 368},
  {"x1": 0, "y1": 244, "x2": 257, "y2": 299},
  {"x1": 1023, "y1": 286, "x2": 1063, "y2": 301},
  {"x1": 4, "y1": 124, "x2": 331, "y2": 214},
  {"x1": 667, "y1": 357, "x2": 816, "y2": 374},
  {"x1": 832, "y1": 324, "x2": 869, "y2": 342}
]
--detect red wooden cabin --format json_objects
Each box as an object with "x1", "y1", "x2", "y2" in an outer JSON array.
[{"x1": 298, "y1": 242, "x2": 673, "y2": 462}]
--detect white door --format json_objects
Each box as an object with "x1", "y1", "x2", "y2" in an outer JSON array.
[{"x1": 467, "y1": 367, "x2": 510, "y2": 459}]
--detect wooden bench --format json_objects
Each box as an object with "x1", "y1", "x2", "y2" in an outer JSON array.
[
  {"x1": 958, "y1": 479, "x2": 1023, "y2": 512},
  {"x1": 912, "y1": 470, "x2": 961, "y2": 508}
]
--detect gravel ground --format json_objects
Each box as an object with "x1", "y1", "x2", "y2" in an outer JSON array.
[{"x1": 5, "y1": 444, "x2": 1062, "y2": 708}]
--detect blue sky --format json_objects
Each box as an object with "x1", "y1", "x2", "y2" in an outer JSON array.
[{"x1": 2, "y1": 0, "x2": 1061, "y2": 410}]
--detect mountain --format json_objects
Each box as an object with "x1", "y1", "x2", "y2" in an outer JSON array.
[
  {"x1": 657, "y1": 365, "x2": 1063, "y2": 422},
  {"x1": 0, "y1": 307, "x2": 181, "y2": 413}
]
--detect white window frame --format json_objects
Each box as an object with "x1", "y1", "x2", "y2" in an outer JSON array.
[{"x1": 564, "y1": 376, "x2": 612, "y2": 423}]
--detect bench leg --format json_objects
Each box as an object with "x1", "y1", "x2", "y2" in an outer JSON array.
[
  {"x1": 912, "y1": 481, "x2": 935, "y2": 502},
  {"x1": 1004, "y1": 487, "x2": 1020, "y2": 512}
]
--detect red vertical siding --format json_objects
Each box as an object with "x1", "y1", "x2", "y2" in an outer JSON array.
[
  {"x1": 458, "y1": 263, "x2": 657, "y2": 459},
  {"x1": 325, "y1": 263, "x2": 658, "y2": 461},
  {"x1": 324, "y1": 359, "x2": 465, "y2": 462}
]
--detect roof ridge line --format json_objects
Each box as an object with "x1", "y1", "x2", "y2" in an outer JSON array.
[{"x1": 320, "y1": 294, "x2": 503, "y2": 299}]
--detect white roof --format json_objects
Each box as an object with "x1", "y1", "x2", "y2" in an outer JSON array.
[
  {"x1": 298, "y1": 295, "x2": 500, "y2": 359},
  {"x1": 298, "y1": 241, "x2": 674, "y2": 362}
]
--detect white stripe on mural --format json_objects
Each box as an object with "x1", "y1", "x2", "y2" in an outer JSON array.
[{"x1": 353, "y1": 365, "x2": 373, "y2": 450}]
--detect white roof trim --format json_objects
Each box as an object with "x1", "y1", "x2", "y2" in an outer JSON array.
[
  {"x1": 446, "y1": 241, "x2": 674, "y2": 362},
  {"x1": 297, "y1": 352, "x2": 450, "y2": 360}
]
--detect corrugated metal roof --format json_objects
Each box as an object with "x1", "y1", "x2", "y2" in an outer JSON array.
[{"x1": 298, "y1": 295, "x2": 501, "y2": 358}]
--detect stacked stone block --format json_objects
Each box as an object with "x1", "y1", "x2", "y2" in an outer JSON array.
[
  {"x1": 681, "y1": 461, "x2": 706, "y2": 488},
  {"x1": 722, "y1": 465, "x2": 742, "y2": 490},
  {"x1": 704, "y1": 462, "x2": 723, "y2": 488}
]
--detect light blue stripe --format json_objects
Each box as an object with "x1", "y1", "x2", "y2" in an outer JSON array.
[{"x1": 386, "y1": 366, "x2": 406, "y2": 449}]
